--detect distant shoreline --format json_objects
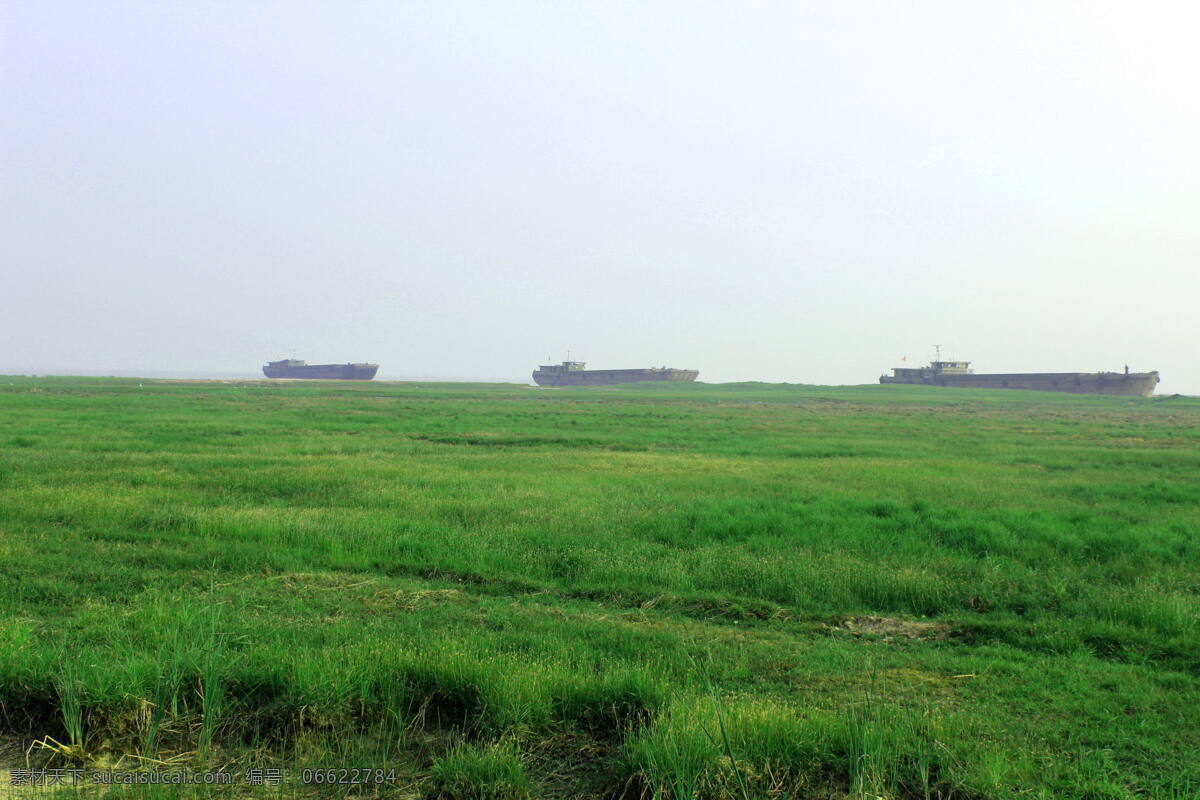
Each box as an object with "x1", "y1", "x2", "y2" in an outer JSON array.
[
  {"x1": 2, "y1": 370, "x2": 1195, "y2": 396},
  {"x1": 0, "y1": 368, "x2": 532, "y2": 383}
]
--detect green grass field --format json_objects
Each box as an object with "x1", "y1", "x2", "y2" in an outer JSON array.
[{"x1": 0, "y1": 377, "x2": 1197, "y2": 799}]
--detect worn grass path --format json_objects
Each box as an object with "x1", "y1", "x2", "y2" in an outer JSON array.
[{"x1": 0, "y1": 377, "x2": 1197, "y2": 798}]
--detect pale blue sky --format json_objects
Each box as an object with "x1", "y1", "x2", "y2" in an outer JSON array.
[{"x1": 3, "y1": 1, "x2": 1197, "y2": 391}]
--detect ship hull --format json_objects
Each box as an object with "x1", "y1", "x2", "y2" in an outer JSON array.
[
  {"x1": 263, "y1": 364, "x2": 379, "y2": 380},
  {"x1": 532, "y1": 368, "x2": 699, "y2": 387},
  {"x1": 880, "y1": 371, "x2": 1159, "y2": 397}
]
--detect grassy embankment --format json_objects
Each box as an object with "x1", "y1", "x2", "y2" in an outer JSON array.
[{"x1": 0, "y1": 377, "x2": 1197, "y2": 798}]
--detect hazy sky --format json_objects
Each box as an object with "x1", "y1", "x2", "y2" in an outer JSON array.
[{"x1": 3, "y1": 1, "x2": 1198, "y2": 391}]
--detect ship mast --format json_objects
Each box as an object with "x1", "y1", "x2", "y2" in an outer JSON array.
[{"x1": 934, "y1": 344, "x2": 942, "y2": 364}]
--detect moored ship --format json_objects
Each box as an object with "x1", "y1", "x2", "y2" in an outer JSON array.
[
  {"x1": 263, "y1": 359, "x2": 379, "y2": 380},
  {"x1": 532, "y1": 361, "x2": 699, "y2": 387},
  {"x1": 879, "y1": 357, "x2": 1159, "y2": 397}
]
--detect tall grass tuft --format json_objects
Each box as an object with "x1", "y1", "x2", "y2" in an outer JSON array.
[
  {"x1": 54, "y1": 659, "x2": 85, "y2": 759},
  {"x1": 624, "y1": 693, "x2": 984, "y2": 800},
  {"x1": 142, "y1": 637, "x2": 190, "y2": 763},
  {"x1": 428, "y1": 738, "x2": 532, "y2": 800},
  {"x1": 197, "y1": 614, "x2": 226, "y2": 763}
]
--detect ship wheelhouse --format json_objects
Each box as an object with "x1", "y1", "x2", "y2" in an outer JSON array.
[
  {"x1": 537, "y1": 361, "x2": 587, "y2": 374},
  {"x1": 929, "y1": 361, "x2": 973, "y2": 374}
]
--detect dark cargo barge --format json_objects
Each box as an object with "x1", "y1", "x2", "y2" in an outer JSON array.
[
  {"x1": 532, "y1": 361, "x2": 699, "y2": 387},
  {"x1": 880, "y1": 359, "x2": 1159, "y2": 397},
  {"x1": 263, "y1": 359, "x2": 379, "y2": 380}
]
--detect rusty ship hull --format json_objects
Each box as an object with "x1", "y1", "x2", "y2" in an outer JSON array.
[
  {"x1": 533, "y1": 361, "x2": 698, "y2": 387},
  {"x1": 880, "y1": 361, "x2": 1159, "y2": 397},
  {"x1": 263, "y1": 360, "x2": 379, "y2": 380}
]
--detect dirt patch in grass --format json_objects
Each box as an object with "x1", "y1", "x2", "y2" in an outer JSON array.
[
  {"x1": 395, "y1": 588, "x2": 463, "y2": 611},
  {"x1": 835, "y1": 615, "x2": 953, "y2": 640}
]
